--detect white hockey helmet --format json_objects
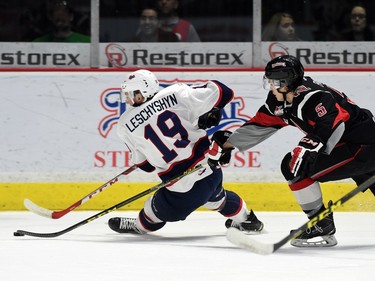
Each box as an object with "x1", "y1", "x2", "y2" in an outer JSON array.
[{"x1": 120, "y1": 69, "x2": 159, "y2": 105}]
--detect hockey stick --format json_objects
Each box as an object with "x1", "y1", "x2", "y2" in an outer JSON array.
[
  {"x1": 227, "y1": 175, "x2": 375, "y2": 255},
  {"x1": 14, "y1": 164, "x2": 205, "y2": 238},
  {"x1": 24, "y1": 165, "x2": 138, "y2": 219}
]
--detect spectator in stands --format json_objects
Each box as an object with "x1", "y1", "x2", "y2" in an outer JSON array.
[
  {"x1": 262, "y1": 12, "x2": 302, "y2": 41},
  {"x1": 132, "y1": 7, "x2": 179, "y2": 42},
  {"x1": 157, "y1": 0, "x2": 200, "y2": 42},
  {"x1": 340, "y1": 4, "x2": 374, "y2": 41},
  {"x1": 33, "y1": 0, "x2": 90, "y2": 43}
]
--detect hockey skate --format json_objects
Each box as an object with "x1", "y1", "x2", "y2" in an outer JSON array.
[
  {"x1": 291, "y1": 202, "x2": 337, "y2": 247},
  {"x1": 108, "y1": 217, "x2": 146, "y2": 234},
  {"x1": 225, "y1": 210, "x2": 264, "y2": 233}
]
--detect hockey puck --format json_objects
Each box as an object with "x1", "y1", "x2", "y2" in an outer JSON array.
[{"x1": 13, "y1": 232, "x2": 24, "y2": 237}]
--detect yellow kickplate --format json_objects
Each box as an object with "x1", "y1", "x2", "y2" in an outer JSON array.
[{"x1": 0, "y1": 182, "x2": 374, "y2": 211}]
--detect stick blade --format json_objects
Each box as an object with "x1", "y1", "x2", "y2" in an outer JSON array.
[
  {"x1": 226, "y1": 228, "x2": 274, "y2": 255},
  {"x1": 24, "y1": 199, "x2": 53, "y2": 219}
]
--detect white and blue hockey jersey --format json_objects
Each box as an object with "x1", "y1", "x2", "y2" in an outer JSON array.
[{"x1": 117, "y1": 80, "x2": 233, "y2": 192}]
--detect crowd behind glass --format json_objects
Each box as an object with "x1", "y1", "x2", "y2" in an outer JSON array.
[{"x1": 0, "y1": 0, "x2": 373, "y2": 42}]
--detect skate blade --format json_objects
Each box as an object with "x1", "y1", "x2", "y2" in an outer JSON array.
[{"x1": 291, "y1": 234, "x2": 338, "y2": 247}]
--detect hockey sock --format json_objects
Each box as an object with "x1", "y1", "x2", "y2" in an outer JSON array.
[
  {"x1": 219, "y1": 190, "x2": 248, "y2": 222},
  {"x1": 138, "y1": 209, "x2": 166, "y2": 232}
]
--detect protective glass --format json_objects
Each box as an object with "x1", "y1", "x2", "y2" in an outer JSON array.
[{"x1": 263, "y1": 75, "x2": 281, "y2": 90}]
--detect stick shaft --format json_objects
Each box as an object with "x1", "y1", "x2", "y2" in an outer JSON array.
[
  {"x1": 227, "y1": 175, "x2": 375, "y2": 254},
  {"x1": 16, "y1": 164, "x2": 204, "y2": 238},
  {"x1": 273, "y1": 175, "x2": 375, "y2": 252},
  {"x1": 24, "y1": 165, "x2": 137, "y2": 219}
]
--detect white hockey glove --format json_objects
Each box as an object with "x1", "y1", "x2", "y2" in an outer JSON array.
[
  {"x1": 289, "y1": 135, "x2": 324, "y2": 178},
  {"x1": 208, "y1": 130, "x2": 234, "y2": 166}
]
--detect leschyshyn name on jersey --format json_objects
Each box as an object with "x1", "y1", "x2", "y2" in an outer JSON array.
[{"x1": 125, "y1": 93, "x2": 178, "y2": 132}]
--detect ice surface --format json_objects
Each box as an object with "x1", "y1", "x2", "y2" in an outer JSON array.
[{"x1": 1, "y1": 211, "x2": 375, "y2": 281}]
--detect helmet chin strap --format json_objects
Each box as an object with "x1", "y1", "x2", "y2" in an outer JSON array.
[
  {"x1": 277, "y1": 88, "x2": 293, "y2": 116},
  {"x1": 276, "y1": 88, "x2": 289, "y2": 102}
]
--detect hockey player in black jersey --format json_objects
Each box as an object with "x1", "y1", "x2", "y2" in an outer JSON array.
[{"x1": 219, "y1": 55, "x2": 375, "y2": 247}]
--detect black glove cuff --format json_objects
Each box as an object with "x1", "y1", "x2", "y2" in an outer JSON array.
[{"x1": 211, "y1": 130, "x2": 232, "y2": 147}]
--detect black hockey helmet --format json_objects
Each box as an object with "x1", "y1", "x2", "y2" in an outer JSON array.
[{"x1": 263, "y1": 55, "x2": 304, "y2": 91}]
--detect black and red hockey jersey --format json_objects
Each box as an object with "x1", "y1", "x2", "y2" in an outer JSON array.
[{"x1": 229, "y1": 76, "x2": 375, "y2": 153}]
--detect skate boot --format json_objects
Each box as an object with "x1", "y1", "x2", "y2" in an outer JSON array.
[
  {"x1": 108, "y1": 217, "x2": 146, "y2": 234},
  {"x1": 291, "y1": 201, "x2": 337, "y2": 247},
  {"x1": 225, "y1": 210, "x2": 264, "y2": 233}
]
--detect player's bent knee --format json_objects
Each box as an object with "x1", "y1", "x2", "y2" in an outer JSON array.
[{"x1": 145, "y1": 192, "x2": 191, "y2": 222}]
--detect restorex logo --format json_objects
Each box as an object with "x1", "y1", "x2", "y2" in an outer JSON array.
[
  {"x1": 98, "y1": 80, "x2": 251, "y2": 138},
  {"x1": 268, "y1": 42, "x2": 289, "y2": 59},
  {"x1": 0, "y1": 51, "x2": 80, "y2": 66},
  {"x1": 105, "y1": 44, "x2": 128, "y2": 67},
  {"x1": 267, "y1": 42, "x2": 375, "y2": 65},
  {"x1": 104, "y1": 43, "x2": 244, "y2": 67}
]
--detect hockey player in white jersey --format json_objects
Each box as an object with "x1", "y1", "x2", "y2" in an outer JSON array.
[{"x1": 108, "y1": 69, "x2": 263, "y2": 235}]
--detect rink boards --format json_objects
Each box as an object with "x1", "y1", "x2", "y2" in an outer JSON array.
[{"x1": 2, "y1": 71, "x2": 375, "y2": 212}]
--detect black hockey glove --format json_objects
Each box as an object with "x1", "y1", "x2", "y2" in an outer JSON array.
[
  {"x1": 289, "y1": 135, "x2": 324, "y2": 178},
  {"x1": 208, "y1": 130, "x2": 234, "y2": 166},
  {"x1": 198, "y1": 107, "x2": 222, "y2": 129}
]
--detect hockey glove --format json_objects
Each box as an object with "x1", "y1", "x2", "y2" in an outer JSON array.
[
  {"x1": 198, "y1": 107, "x2": 222, "y2": 129},
  {"x1": 208, "y1": 130, "x2": 234, "y2": 166},
  {"x1": 290, "y1": 135, "x2": 324, "y2": 178}
]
